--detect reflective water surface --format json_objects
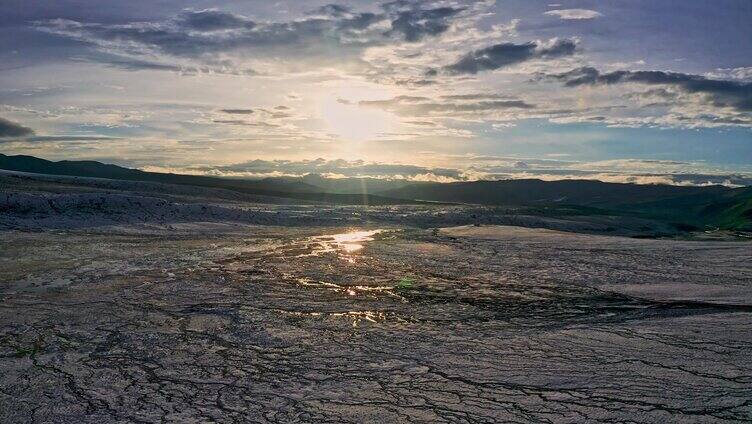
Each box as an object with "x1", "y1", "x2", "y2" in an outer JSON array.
[{"x1": 307, "y1": 229, "x2": 387, "y2": 257}]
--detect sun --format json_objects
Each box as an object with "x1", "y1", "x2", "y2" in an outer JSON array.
[{"x1": 319, "y1": 95, "x2": 396, "y2": 142}]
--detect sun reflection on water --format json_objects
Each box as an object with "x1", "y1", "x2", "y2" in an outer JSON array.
[
  {"x1": 273, "y1": 229, "x2": 414, "y2": 327},
  {"x1": 275, "y1": 309, "x2": 398, "y2": 327},
  {"x1": 306, "y1": 229, "x2": 386, "y2": 261},
  {"x1": 289, "y1": 275, "x2": 405, "y2": 301},
  {"x1": 331, "y1": 311, "x2": 387, "y2": 327},
  {"x1": 329, "y1": 229, "x2": 384, "y2": 253}
]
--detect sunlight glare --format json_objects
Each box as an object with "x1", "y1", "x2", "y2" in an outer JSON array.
[
  {"x1": 331, "y1": 229, "x2": 384, "y2": 253},
  {"x1": 320, "y1": 94, "x2": 395, "y2": 142}
]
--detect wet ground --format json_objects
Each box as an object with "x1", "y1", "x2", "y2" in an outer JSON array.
[{"x1": 1, "y1": 223, "x2": 751, "y2": 423}]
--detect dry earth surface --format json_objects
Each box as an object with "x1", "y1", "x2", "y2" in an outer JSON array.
[{"x1": 1, "y1": 222, "x2": 751, "y2": 423}]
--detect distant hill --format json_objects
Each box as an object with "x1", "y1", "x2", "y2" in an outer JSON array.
[
  {"x1": 620, "y1": 185, "x2": 752, "y2": 231},
  {"x1": 1, "y1": 153, "x2": 750, "y2": 230},
  {"x1": 0, "y1": 154, "x2": 413, "y2": 205},
  {"x1": 267, "y1": 173, "x2": 421, "y2": 194},
  {"x1": 0, "y1": 153, "x2": 317, "y2": 192},
  {"x1": 380, "y1": 179, "x2": 730, "y2": 207},
  {"x1": 380, "y1": 179, "x2": 751, "y2": 230},
  {"x1": 710, "y1": 187, "x2": 752, "y2": 230}
]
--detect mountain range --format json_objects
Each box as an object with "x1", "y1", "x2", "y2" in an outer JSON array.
[{"x1": 1, "y1": 153, "x2": 750, "y2": 231}]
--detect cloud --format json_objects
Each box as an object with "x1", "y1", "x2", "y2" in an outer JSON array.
[
  {"x1": 0, "y1": 117, "x2": 35, "y2": 138},
  {"x1": 384, "y1": 4, "x2": 465, "y2": 42},
  {"x1": 705, "y1": 67, "x2": 752, "y2": 82},
  {"x1": 491, "y1": 171, "x2": 750, "y2": 187},
  {"x1": 359, "y1": 94, "x2": 535, "y2": 118},
  {"x1": 183, "y1": 156, "x2": 752, "y2": 187},
  {"x1": 356, "y1": 92, "x2": 647, "y2": 126},
  {"x1": 0, "y1": 116, "x2": 125, "y2": 143},
  {"x1": 220, "y1": 109, "x2": 255, "y2": 115},
  {"x1": 549, "y1": 67, "x2": 752, "y2": 112},
  {"x1": 77, "y1": 56, "x2": 258, "y2": 75},
  {"x1": 454, "y1": 156, "x2": 752, "y2": 187},
  {"x1": 71, "y1": 56, "x2": 187, "y2": 72},
  {"x1": 174, "y1": 9, "x2": 256, "y2": 32},
  {"x1": 358, "y1": 85, "x2": 747, "y2": 129},
  {"x1": 440, "y1": 93, "x2": 521, "y2": 101},
  {"x1": 307, "y1": 4, "x2": 353, "y2": 18},
  {"x1": 404, "y1": 120, "x2": 437, "y2": 127},
  {"x1": 33, "y1": 3, "x2": 468, "y2": 74},
  {"x1": 212, "y1": 120, "x2": 280, "y2": 128},
  {"x1": 197, "y1": 158, "x2": 464, "y2": 180},
  {"x1": 24, "y1": 135, "x2": 121, "y2": 142},
  {"x1": 544, "y1": 9, "x2": 602, "y2": 20},
  {"x1": 215, "y1": 107, "x2": 292, "y2": 121},
  {"x1": 443, "y1": 38, "x2": 577, "y2": 75}
]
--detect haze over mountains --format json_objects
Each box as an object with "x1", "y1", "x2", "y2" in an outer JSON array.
[{"x1": 1, "y1": 153, "x2": 751, "y2": 232}]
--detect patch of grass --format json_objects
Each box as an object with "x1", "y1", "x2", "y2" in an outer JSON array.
[{"x1": 395, "y1": 277, "x2": 414, "y2": 290}]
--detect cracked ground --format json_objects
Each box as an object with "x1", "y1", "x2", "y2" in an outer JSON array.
[{"x1": 1, "y1": 223, "x2": 751, "y2": 423}]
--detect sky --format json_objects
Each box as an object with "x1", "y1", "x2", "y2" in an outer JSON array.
[{"x1": 0, "y1": 0, "x2": 751, "y2": 185}]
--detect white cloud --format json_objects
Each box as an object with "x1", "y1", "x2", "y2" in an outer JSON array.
[
  {"x1": 143, "y1": 156, "x2": 752, "y2": 187},
  {"x1": 705, "y1": 67, "x2": 752, "y2": 82},
  {"x1": 6, "y1": 1, "x2": 749, "y2": 170},
  {"x1": 544, "y1": 9, "x2": 602, "y2": 20}
]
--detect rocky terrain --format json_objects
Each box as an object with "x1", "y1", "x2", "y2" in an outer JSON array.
[
  {"x1": 0, "y1": 171, "x2": 680, "y2": 237},
  {"x1": 1, "y1": 172, "x2": 751, "y2": 423}
]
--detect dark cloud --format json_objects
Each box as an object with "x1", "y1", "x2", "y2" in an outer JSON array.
[
  {"x1": 441, "y1": 93, "x2": 519, "y2": 101},
  {"x1": 431, "y1": 100, "x2": 535, "y2": 112},
  {"x1": 308, "y1": 4, "x2": 353, "y2": 18},
  {"x1": 0, "y1": 117, "x2": 34, "y2": 138},
  {"x1": 385, "y1": 5, "x2": 465, "y2": 42},
  {"x1": 216, "y1": 107, "x2": 291, "y2": 121},
  {"x1": 550, "y1": 67, "x2": 752, "y2": 111},
  {"x1": 622, "y1": 88, "x2": 678, "y2": 102},
  {"x1": 404, "y1": 120, "x2": 437, "y2": 126},
  {"x1": 444, "y1": 38, "x2": 577, "y2": 75},
  {"x1": 462, "y1": 155, "x2": 576, "y2": 166},
  {"x1": 0, "y1": 134, "x2": 119, "y2": 143},
  {"x1": 306, "y1": 4, "x2": 383, "y2": 31},
  {"x1": 34, "y1": 2, "x2": 466, "y2": 72},
  {"x1": 72, "y1": 56, "x2": 185, "y2": 72},
  {"x1": 0, "y1": 118, "x2": 126, "y2": 142},
  {"x1": 220, "y1": 109, "x2": 254, "y2": 115},
  {"x1": 24, "y1": 135, "x2": 120, "y2": 142},
  {"x1": 394, "y1": 78, "x2": 436, "y2": 87},
  {"x1": 175, "y1": 9, "x2": 255, "y2": 31},
  {"x1": 212, "y1": 120, "x2": 279, "y2": 128},
  {"x1": 255, "y1": 108, "x2": 292, "y2": 119},
  {"x1": 359, "y1": 95, "x2": 535, "y2": 116},
  {"x1": 70, "y1": 54, "x2": 257, "y2": 75}
]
